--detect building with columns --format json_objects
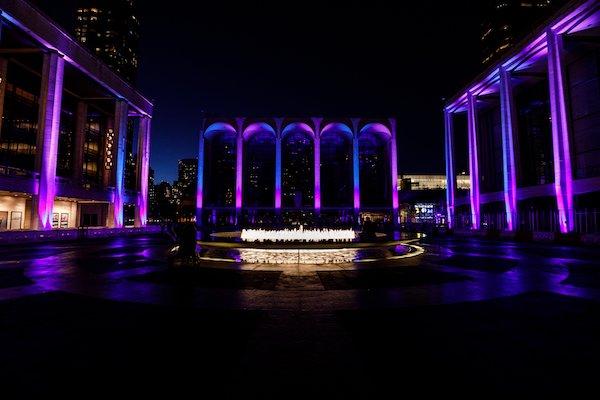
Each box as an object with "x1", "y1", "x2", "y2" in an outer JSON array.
[
  {"x1": 445, "y1": 0, "x2": 600, "y2": 235},
  {"x1": 0, "y1": 0, "x2": 152, "y2": 232},
  {"x1": 197, "y1": 117, "x2": 399, "y2": 228}
]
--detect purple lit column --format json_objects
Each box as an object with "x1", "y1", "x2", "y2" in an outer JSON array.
[
  {"x1": 275, "y1": 135, "x2": 282, "y2": 210},
  {"x1": 547, "y1": 29, "x2": 574, "y2": 233},
  {"x1": 196, "y1": 131, "x2": 204, "y2": 224},
  {"x1": 33, "y1": 51, "x2": 64, "y2": 230},
  {"x1": 314, "y1": 136, "x2": 321, "y2": 210},
  {"x1": 444, "y1": 109, "x2": 456, "y2": 229},
  {"x1": 467, "y1": 92, "x2": 481, "y2": 230},
  {"x1": 499, "y1": 67, "x2": 518, "y2": 231},
  {"x1": 352, "y1": 134, "x2": 360, "y2": 212},
  {"x1": 389, "y1": 119, "x2": 399, "y2": 224},
  {"x1": 111, "y1": 100, "x2": 129, "y2": 228},
  {"x1": 134, "y1": 116, "x2": 151, "y2": 227},
  {"x1": 312, "y1": 118, "x2": 323, "y2": 211},
  {"x1": 235, "y1": 123, "x2": 244, "y2": 211}
]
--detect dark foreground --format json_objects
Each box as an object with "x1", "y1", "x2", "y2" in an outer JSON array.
[{"x1": 1, "y1": 235, "x2": 600, "y2": 397}]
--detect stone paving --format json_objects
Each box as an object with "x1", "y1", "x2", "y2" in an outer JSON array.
[{"x1": 1, "y1": 234, "x2": 600, "y2": 396}]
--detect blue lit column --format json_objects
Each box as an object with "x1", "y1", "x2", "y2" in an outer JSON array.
[
  {"x1": 196, "y1": 130, "x2": 205, "y2": 225},
  {"x1": 111, "y1": 100, "x2": 128, "y2": 228},
  {"x1": 444, "y1": 109, "x2": 456, "y2": 229},
  {"x1": 389, "y1": 118, "x2": 399, "y2": 225},
  {"x1": 352, "y1": 135, "x2": 360, "y2": 212},
  {"x1": 499, "y1": 66, "x2": 518, "y2": 231},
  {"x1": 135, "y1": 116, "x2": 151, "y2": 227},
  {"x1": 352, "y1": 120, "x2": 361, "y2": 216},
  {"x1": 467, "y1": 92, "x2": 481, "y2": 230},
  {"x1": 547, "y1": 29, "x2": 574, "y2": 233},
  {"x1": 33, "y1": 51, "x2": 64, "y2": 230}
]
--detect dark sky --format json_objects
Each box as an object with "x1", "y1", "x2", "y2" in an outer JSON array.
[{"x1": 33, "y1": 0, "x2": 490, "y2": 182}]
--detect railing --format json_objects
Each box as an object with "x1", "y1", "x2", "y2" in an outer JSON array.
[{"x1": 455, "y1": 209, "x2": 600, "y2": 234}]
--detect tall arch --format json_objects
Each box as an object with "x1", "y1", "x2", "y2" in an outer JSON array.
[
  {"x1": 203, "y1": 123, "x2": 237, "y2": 207},
  {"x1": 359, "y1": 123, "x2": 392, "y2": 208},
  {"x1": 243, "y1": 122, "x2": 276, "y2": 208},
  {"x1": 281, "y1": 122, "x2": 315, "y2": 208},
  {"x1": 320, "y1": 123, "x2": 354, "y2": 208}
]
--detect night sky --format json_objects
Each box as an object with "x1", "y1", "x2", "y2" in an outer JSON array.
[{"x1": 33, "y1": 0, "x2": 489, "y2": 182}]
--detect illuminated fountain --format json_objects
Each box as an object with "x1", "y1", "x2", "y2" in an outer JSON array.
[
  {"x1": 195, "y1": 227, "x2": 424, "y2": 265},
  {"x1": 241, "y1": 226, "x2": 356, "y2": 243}
]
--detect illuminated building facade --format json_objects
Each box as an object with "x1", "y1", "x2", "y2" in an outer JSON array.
[
  {"x1": 398, "y1": 174, "x2": 470, "y2": 228},
  {"x1": 74, "y1": 0, "x2": 139, "y2": 83},
  {"x1": 0, "y1": 0, "x2": 152, "y2": 231},
  {"x1": 197, "y1": 118, "x2": 399, "y2": 227},
  {"x1": 481, "y1": 0, "x2": 568, "y2": 65},
  {"x1": 446, "y1": 0, "x2": 600, "y2": 234}
]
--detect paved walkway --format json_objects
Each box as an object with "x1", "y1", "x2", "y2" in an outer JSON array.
[{"x1": 1, "y1": 235, "x2": 599, "y2": 396}]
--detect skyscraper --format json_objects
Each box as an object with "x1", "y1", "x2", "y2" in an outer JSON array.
[
  {"x1": 74, "y1": 0, "x2": 140, "y2": 82},
  {"x1": 481, "y1": 0, "x2": 567, "y2": 65},
  {"x1": 177, "y1": 158, "x2": 199, "y2": 200}
]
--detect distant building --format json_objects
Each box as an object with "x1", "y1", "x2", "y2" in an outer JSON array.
[
  {"x1": 153, "y1": 181, "x2": 176, "y2": 221},
  {"x1": 174, "y1": 158, "x2": 198, "y2": 221},
  {"x1": 398, "y1": 174, "x2": 470, "y2": 227},
  {"x1": 399, "y1": 174, "x2": 470, "y2": 191},
  {"x1": 74, "y1": 0, "x2": 140, "y2": 82},
  {"x1": 481, "y1": 0, "x2": 567, "y2": 65}
]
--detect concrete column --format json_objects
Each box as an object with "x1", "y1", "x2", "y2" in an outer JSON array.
[
  {"x1": 547, "y1": 29, "x2": 574, "y2": 233},
  {"x1": 444, "y1": 109, "x2": 456, "y2": 229},
  {"x1": 275, "y1": 135, "x2": 282, "y2": 210},
  {"x1": 312, "y1": 118, "x2": 323, "y2": 211},
  {"x1": 467, "y1": 92, "x2": 481, "y2": 230},
  {"x1": 0, "y1": 58, "x2": 8, "y2": 136},
  {"x1": 235, "y1": 118, "x2": 244, "y2": 223},
  {"x1": 389, "y1": 118, "x2": 399, "y2": 225},
  {"x1": 73, "y1": 101, "x2": 87, "y2": 184},
  {"x1": 110, "y1": 100, "x2": 128, "y2": 228},
  {"x1": 196, "y1": 130, "x2": 204, "y2": 225},
  {"x1": 499, "y1": 67, "x2": 519, "y2": 231},
  {"x1": 134, "y1": 116, "x2": 151, "y2": 227},
  {"x1": 32, "y1": 51, "x2": 64, "y2": 230}
]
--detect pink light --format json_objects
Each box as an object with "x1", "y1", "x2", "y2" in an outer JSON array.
[
  {"x1": 37, "y1": 53, "x2": 64, "y2": 230},
  {"x1": 499, "y1": 67, "x2": 518, "y2": 231},
  {"x1": 467, "y1": 92, "x2": 481, "y2": 230},
  {"x1": 547, "y1": 29, "x2": 574, "y2": 233},
  {"x1": 444, "y1": 110, "x2": 456, "y2": 229}
]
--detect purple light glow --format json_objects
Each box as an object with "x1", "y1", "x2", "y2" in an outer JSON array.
[
  {"x1": 388, "y1": 119, "x2": 399, "y2": 215},
  {"x1": 467, "y1": 92, "x2": 481, "y2": 230},
  {"x1": 499, "y1": 67, "x2": 518, "y2": 231},
  {"x1": 235, "y1": 118, "x2": 245, "y2": 210},
  {"x1": 312, "y1": 118, "x2": 322, "y2": 211},
  {"x1": 352, "y1": 135, "x2": 360, "y2": 211},
  {"x1": 136, "y1": 117, "x2": 151, "y2": 226},
  {"x1": 444, "y1": 110, "x2": 456, "y2": 229},
  {"x1": 275, "y1": 136, "x2": 282, "y2": 209},
  {"x1": 196, "y1": 131, "x2": 205, "y2": 214},
  {"x1": 547, "y1": 29, "x2": 574, "y2": 233},
  {"x1": 37, "y1": 53, "x2": 64, "y2": 230}
]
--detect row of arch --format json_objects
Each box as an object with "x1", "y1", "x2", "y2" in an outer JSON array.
[{"x1": 197, "y1": 118, "x2": 399, "y2": 214}]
